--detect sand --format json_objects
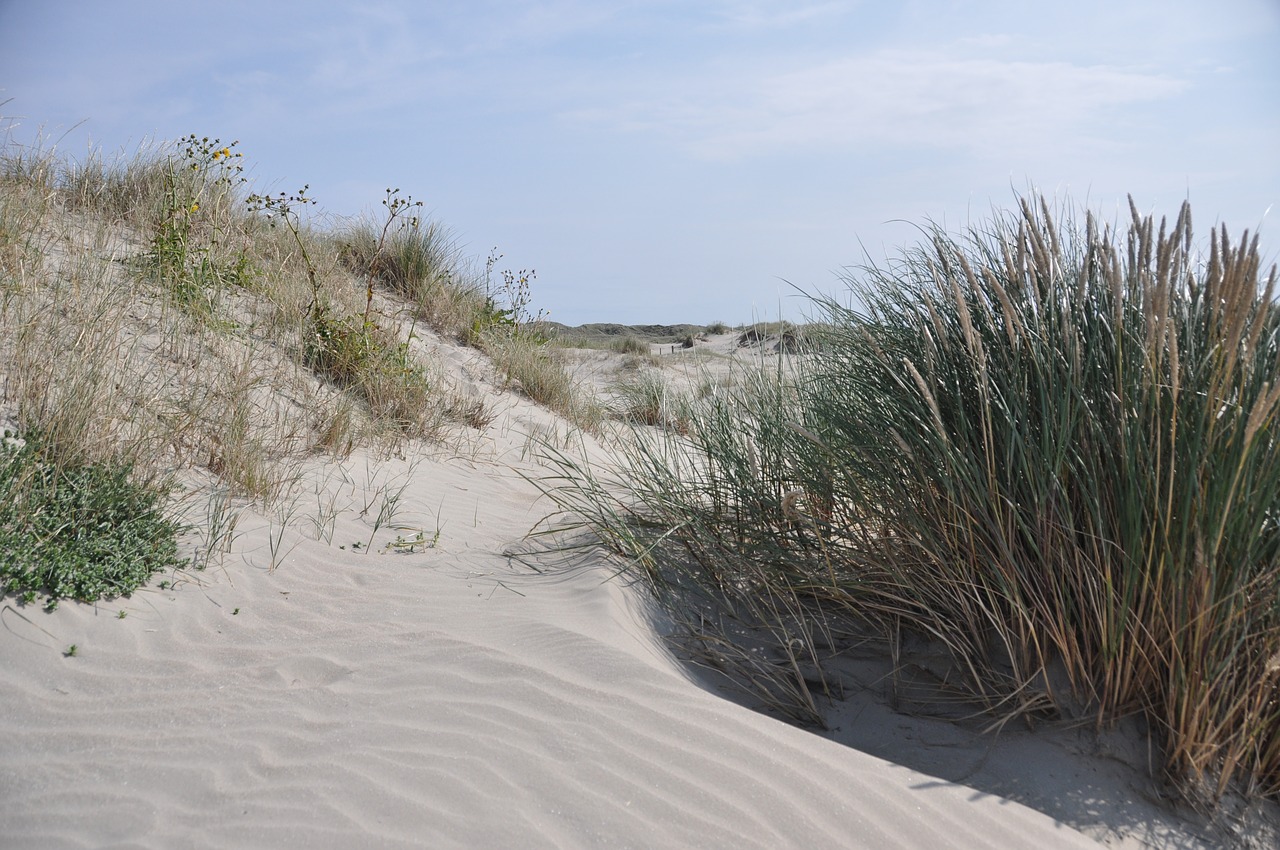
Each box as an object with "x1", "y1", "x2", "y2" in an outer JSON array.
[{"x1": 0, "y1": 329, "x2": 1256, "y2": 849}]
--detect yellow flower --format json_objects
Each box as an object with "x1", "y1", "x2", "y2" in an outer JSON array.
[{"x1": 189, "y1": 203, "x2": 200, "y2": 213}]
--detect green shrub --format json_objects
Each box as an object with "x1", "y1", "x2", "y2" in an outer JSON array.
[{"x1": 0, "y1": 431, "x2": 185, "y2": 607}]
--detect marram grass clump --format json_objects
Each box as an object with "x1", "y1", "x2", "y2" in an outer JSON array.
[{"x1": 538, "y1": 193, "x2": 1280, "y2": 806}]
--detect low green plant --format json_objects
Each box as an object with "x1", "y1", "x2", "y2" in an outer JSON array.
[
  {"x1": 0, "y1": 429, "x2": 185, "y2": 606},
  {"x1": 469, "y1": 296, "x2": 518, "y2": 341},
  {"x1": 307, "y1": 311, "x2": 439, "y2": 431},
  {"x1": 385, "y1": 528, "x2": 440, "y2": 553}
]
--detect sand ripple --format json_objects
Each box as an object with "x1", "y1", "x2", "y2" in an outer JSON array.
[{"x1": 0, "y1": 459, "x2": 1098, "y2": 849}]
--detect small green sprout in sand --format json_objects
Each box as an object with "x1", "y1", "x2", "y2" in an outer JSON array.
[{"x1": 385, "y1": 529, "x2": 441, "y2": 553}]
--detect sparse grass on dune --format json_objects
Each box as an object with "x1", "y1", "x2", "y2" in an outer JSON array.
[
  {"x1": 537, "y1": 193, "x2": 1280, "y2": 807},
  {"x1": 484, "y1": 330, "x2": 603, "y2": 431},
  {"x1": 337, "y1": 195, "x2": 596, "y2": 430},
  {"x1": 0, "y1": 127, "x2": 590, "y2": 606},
  {"x1": 338, "y1": 199, "x2": 488, "y2": 343},
  {"x1": 0, "y1": 153, "x2": 57, "y2": 288}
]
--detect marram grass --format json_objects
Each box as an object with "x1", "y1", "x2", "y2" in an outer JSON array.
[{"x1": 537, "y1": 194, "x2": 1280, "y2": 806}]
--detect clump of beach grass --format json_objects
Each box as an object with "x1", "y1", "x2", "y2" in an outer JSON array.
[
  {"x1": 536, "y1": 193, "x2": 1280, "y2": 807},
  {"x1": 609, "y1": 370, "x2": 688, "y2": 430},
  {"x1": 612, "y1": 335, "x2": 651, "y2": 356},
  {"x1": 338, "y1": 189, "x2": 489, "y2": 343}
]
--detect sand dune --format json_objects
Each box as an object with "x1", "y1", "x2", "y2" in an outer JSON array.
[
  {"x1": 0, "y1": 398, "x2": 1107, "y2": 850},
  {"x1": 7, "y1": 144, "x2": 1277, "y2": 850}
]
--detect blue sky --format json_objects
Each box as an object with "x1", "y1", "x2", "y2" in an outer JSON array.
[{"x1": 2, "y1": 1, "x2": 1277, "y2": 325}]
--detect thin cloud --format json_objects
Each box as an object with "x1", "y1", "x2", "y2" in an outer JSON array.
[
  {"x1": 568, "y1": 49, "x2": 1187, "y2": 161},
  {"x1": 712, "y1": 1, "x2": 855, "y2": 28}
]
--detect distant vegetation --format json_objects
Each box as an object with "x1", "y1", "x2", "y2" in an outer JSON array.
[
  {"x1": 538, "y1": 194, "x2": 1280, "y2": 808},
  {"x1": 548, "y1": 322, "x2": 713, "y2": 347}
]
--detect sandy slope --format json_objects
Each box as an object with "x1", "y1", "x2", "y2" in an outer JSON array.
[{"x1": 0, "y1": 367, "x2": 1108, "y2": 850}]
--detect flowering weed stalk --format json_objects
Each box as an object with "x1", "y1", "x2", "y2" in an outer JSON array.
[{"x1": 144, "y1": 134, "x2": 249, "y2": 312}]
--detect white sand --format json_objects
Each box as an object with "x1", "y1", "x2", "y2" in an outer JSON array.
[{"x1": 0, "y1": 330, "x2": 1240, "y2": 849}]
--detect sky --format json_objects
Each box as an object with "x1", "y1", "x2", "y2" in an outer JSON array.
[{"x1": 1, "y1": 0, "x2": 1277, "y2": 325}]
